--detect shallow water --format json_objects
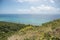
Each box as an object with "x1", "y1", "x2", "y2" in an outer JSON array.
[{"x1": 0, "y1": 14, "x2": 60, "y2": 25}]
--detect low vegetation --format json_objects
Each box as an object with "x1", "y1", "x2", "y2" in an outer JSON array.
[{"x1": 0, "y1": 19, "x2": 60, "y2": 40}]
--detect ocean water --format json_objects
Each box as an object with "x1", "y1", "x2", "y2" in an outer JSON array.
[{"x1": 0, "y1": 14, "x2": 60, "y2": 25}]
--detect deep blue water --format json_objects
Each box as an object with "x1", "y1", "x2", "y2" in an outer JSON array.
[{"x1": 0, "y1": 14, "x2": 60, "y2": 25}]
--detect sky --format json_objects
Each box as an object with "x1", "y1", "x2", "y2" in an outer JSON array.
[{"x1": 0, "y1": 0, "x2": 60, "y2": 14}]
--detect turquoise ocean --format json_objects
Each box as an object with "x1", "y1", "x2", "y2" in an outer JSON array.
[{"x1": 0, "y1": 14, "x2": 60, "y2": 25}]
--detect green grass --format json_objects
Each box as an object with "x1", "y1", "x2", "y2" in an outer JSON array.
[{"x1": 0, "y1": 19, "x2": 60, "y2": 40}]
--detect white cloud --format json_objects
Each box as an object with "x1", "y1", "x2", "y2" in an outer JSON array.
[
  {"x1": 16, "y1": 0, "x2": 55, "y2": 3},
  {"x1": 0, "y1": 10, "x2": 19, "y2": 14},
  {"x1": 16, "y1": 0, "x2": 39, "y2": 3},
  {"x1": 49, "y1": 0, "x2": 55, "y2": 3},
  {"x1": 1, "y1": 5, "x2": 60, "y2": 14},
  {"x1": 18, "y1": 5, "x2": 60, "y2": 14},
  {"x1": 1, "y1": 4, "x2": 59, "y2": 14}
]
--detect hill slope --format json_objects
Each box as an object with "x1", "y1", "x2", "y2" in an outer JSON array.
[
  {"x1": 8, "y1": 19, "x2": 60, "y2": 40},
  {"x1": 0, "y1": 22, "x2": 26, "y2": 40},
  {"x1": 0, "y1": 19, "x2": 60, "y2": 40}
]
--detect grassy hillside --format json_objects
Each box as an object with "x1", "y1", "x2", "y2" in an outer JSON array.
[
  {"x1": 0, "y1": 21, "x2": 27, "y2": 40},
  {"x1": 0, "y1": 19, "x2": 60, "y2": 40}
]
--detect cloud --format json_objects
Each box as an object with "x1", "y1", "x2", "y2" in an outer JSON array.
[
  {"x1": 18, "y1": 5, "x2": 60, "y2": 14},
  {"x1": 0, "y1": 0, "x2": 59, "y2": 14},
  {"x1": 49, "y1": 0, "x2": 55, "y2": 3},
  {"x1": 44, "y1": 0, "x2": 55, "y2": 3},
  {"x1": 1, "y1": 4, "x2": 59, "y2": 14},
  {"x1": 16, "y1": 0, "x2": 55, "y2": 3},
  {"x1": 0, "y1": 10, "x2": 19, "y2": 14},
  {"x1": 16, "y1": 0, "x2": 39, "y2": 3},
  {"x1": 1, "y1": 5, "x2": 60, "y2": 14}
]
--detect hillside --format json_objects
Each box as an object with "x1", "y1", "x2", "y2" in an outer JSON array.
[
  {"x1": 0, "y1": 19, "x2": 60, "y2": 40},
  {"x1": 0, "y1": 21, "x2": 27, "y2": 40}
]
